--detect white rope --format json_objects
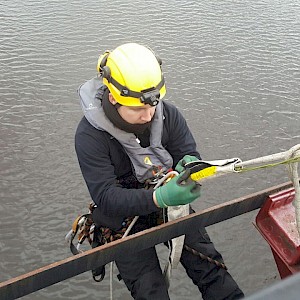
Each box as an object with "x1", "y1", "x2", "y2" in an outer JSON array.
[
  {"x1": 197, "y1": 144, "x2": 300, "y2": 235},
  {"x1": 109, "y1": 261, "x2": 114, "y2": 300},
  {"x1": 235, "y1": 144, "x2": 300, "y2": 235},
  {"x1": 234, "y1": 144, "x2": 300, "y2": 171}
]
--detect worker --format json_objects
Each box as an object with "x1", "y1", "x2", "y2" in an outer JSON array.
[{"x1": 75, "y1": 42, "x2": 244, "y2": 299}]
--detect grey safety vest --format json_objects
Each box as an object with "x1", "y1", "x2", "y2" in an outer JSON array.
[{"x1": 78, "y1": 77, "x2": 173, "y2": 183}]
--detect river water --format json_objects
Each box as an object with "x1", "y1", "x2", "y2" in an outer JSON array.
[{"x1": 0, "y1": 0, "x2": 299, "y2": 299}]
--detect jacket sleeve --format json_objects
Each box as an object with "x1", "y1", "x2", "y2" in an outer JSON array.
[
  {"x1": 163, "y1": 102, "x2": 201, "y2": 167},
  {"x1": 75, "y1": 117, "x2": 159, "y2": 217}
]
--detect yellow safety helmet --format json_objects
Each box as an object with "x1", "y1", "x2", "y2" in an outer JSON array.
[{"x1": 97, "y1": 43, "x2": 166, "y2": 107}]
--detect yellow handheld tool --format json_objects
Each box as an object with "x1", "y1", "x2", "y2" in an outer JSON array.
[{"x1": 184, "y1": 158, "x2": 242, "y2": 182}]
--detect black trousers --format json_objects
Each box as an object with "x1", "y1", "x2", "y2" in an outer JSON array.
[{"x1": 115, "y1": 226, "x2": 244, "y2": 300}]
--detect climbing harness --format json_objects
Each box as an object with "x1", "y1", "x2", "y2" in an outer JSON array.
[
  {"x1": 65, "y1": 204, "x2": 137, "y2": 282},
  {"x1": 65, "y1": 203, "x2": 95, "y2": 256}
]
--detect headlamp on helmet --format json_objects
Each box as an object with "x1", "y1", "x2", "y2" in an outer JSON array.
[{"x1": 140, "y1": 88, "x2": 160, "y2": 106}]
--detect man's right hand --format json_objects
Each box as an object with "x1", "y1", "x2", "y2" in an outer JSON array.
[{"x1": 153, "y1": 169, "x2": 201, "y2": 208}]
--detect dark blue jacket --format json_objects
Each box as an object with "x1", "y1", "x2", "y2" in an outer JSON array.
[{"x1": 75, "y1": 101, "x2": 200, "y2": 224}]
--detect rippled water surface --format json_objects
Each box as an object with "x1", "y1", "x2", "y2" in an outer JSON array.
[{"x1": 0, "y1": 0, "x2": 299, "y2": 299}]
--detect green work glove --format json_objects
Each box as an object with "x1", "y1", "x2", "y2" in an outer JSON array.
[
  {"x1": 155, "y1": 169, "x2": 201, "y2": 208},
  {"x1": 175, "y1": 155, "x2": 201, "y2": 173}
]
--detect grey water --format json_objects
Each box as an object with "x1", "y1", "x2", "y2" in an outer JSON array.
[{"x1": 0, "y1": 0, "x2": 299, "y2": 299}]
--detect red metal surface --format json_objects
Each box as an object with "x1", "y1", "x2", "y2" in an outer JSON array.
[
  {"x1": 256, "y1": 187, "x2": 300, "y2": 278},
  {"x1": 271, "y1": 249, "x2": 300, "y2": 279}
]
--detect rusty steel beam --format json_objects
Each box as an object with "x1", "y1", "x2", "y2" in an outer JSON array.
[{"x1": 0, "y1": 181, "x2": 294, "y2": 300}]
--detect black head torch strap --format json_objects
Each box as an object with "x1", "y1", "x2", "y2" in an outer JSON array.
[{"x1": 108, "y1": 76, "x2": 165, "y2": 106}]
